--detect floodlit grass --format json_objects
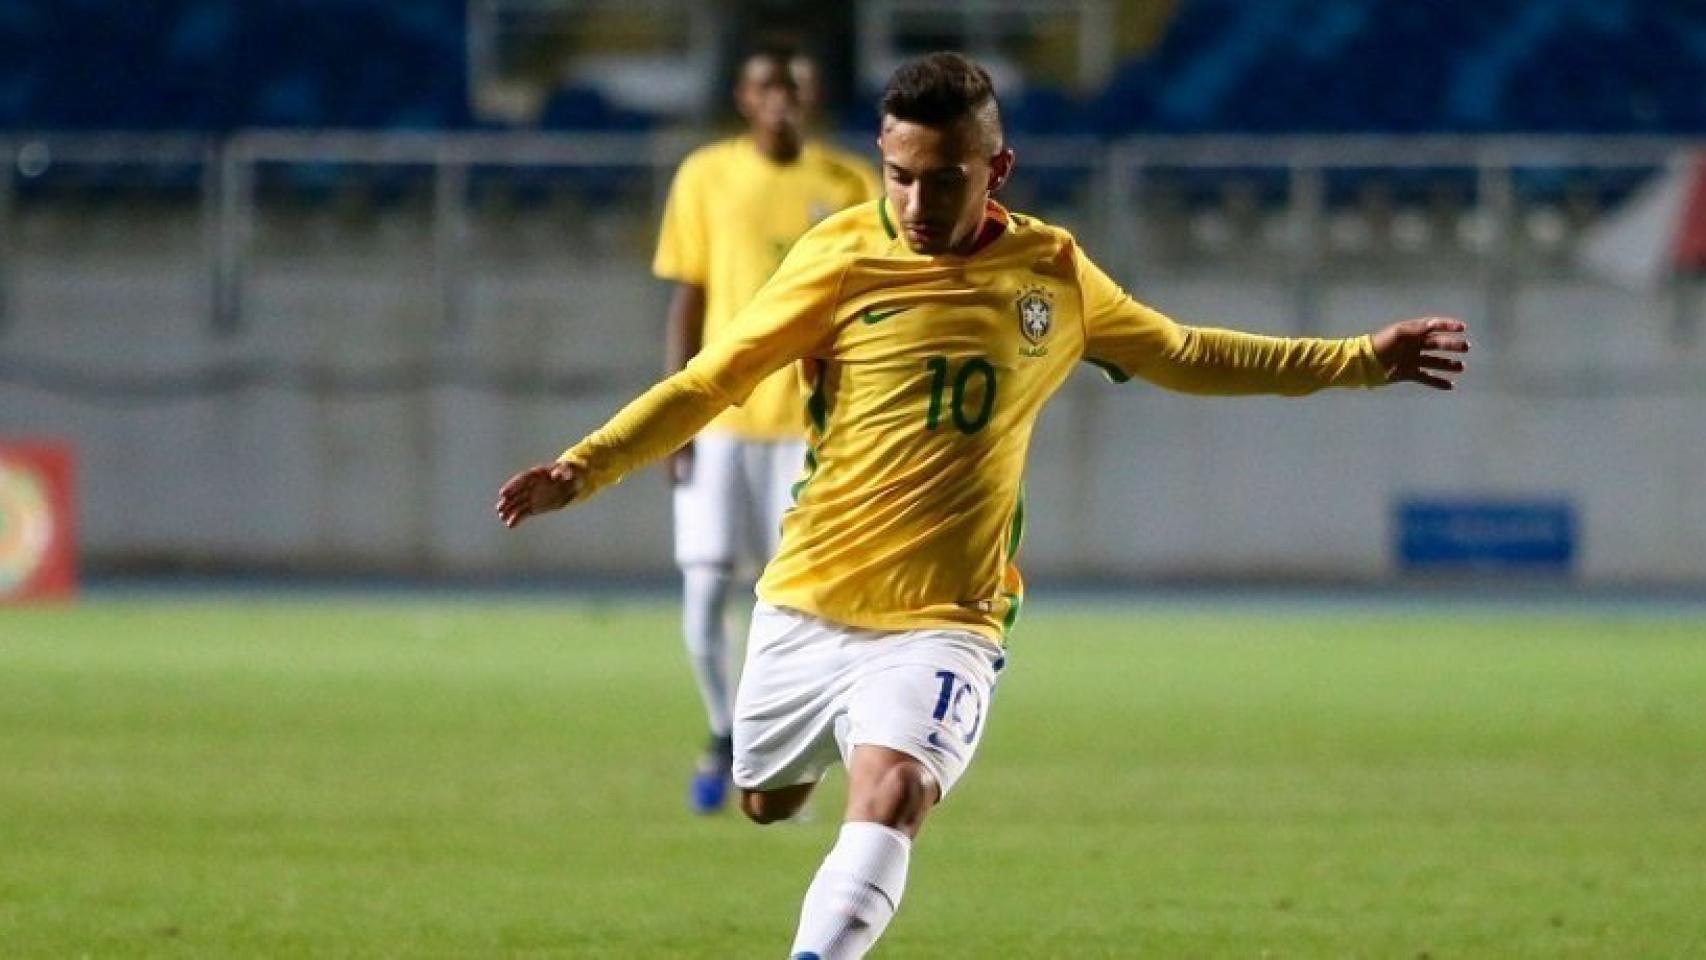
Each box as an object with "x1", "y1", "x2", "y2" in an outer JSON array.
[{"x1": 3, "y1": 597, "x2": 1704, "y2": 957}]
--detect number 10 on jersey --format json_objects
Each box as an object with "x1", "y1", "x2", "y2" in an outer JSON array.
[{"x1": 924, "y1": 357, "x2": 998, "y2": 434}]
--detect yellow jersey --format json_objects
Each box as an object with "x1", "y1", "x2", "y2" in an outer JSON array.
[
  {"x1": 653, "y1": 136, "x2": 880, "y2": 440},
  {"x1": 567, "y1": 199, "x2": 1388, "y2": 645}
]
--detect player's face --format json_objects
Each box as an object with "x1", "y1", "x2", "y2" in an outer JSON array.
[
  {"x1": 878, "y1": 115, "x2": 1014, "y2": 256},
  {"x1": 735, "y1": 56, "x2": 804, "y2": 141}
]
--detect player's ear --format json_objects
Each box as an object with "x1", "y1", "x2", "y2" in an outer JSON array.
[{"x1": 987, "y1": 148, "x2": 1015, "y2": 194}]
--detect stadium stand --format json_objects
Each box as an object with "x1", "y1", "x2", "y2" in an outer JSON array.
[
  {"x1": 4, "y1": 1, "x2": 1706, "y2": 135},
  {"x1": 0, "y1": 0, "x2": 470, "y2": 131}
]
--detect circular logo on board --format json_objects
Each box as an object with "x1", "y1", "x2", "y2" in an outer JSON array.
[{"x1": 0, "y1": 458, "x2": 54, "y2": 591}]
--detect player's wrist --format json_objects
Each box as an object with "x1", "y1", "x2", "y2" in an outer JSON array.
[{"x1": 550, "y1": 457, "x2": 589, "y2": 503}]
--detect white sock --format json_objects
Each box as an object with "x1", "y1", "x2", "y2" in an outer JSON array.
[
  {"x1": 680, "y1": 565, "x2": 734, "y2": 738},
  {"x1": 789, "y1": 822, "x2": 911, "y2": 960}
]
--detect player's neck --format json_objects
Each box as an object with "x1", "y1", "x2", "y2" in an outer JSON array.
[
  {"x1": 947, "y1": 214, "x2": 1005, "y2": 257},
  {"x1": 750, "y1": 129, "x2": 804, "y2": 164}
]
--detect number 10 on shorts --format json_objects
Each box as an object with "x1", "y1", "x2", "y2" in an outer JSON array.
[{"x1": 931, "y1": 670, "x2": 983, "y2": 744}]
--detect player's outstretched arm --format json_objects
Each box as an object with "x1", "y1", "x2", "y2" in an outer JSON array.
[
  {"x1": 495, "y1": 461, "x2": 585, "y2": 528},
  {"x1": 1076, "y1": 245, "x2": 1468, "y2": 396},
  {"x1": 496, "y1": 221, "x2": 842, "y2": 530},
  {"x1": 1369, "y1": 316, "x2": 1470, "y2": 390}
]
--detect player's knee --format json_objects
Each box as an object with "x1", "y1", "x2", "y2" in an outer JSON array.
[{"x1": 860, "y1": 759, "x2": 935, "y2": 829}]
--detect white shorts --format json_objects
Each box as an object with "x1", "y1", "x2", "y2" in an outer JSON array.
[
  {"x1": 673, "y1": 432, "x2": 807, "y2": 571},
  {"x1": 731, "y1": 603, "x2": 1006, "y2": 800}
]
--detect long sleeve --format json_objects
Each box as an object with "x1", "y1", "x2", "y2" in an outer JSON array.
[
  {"x1": 557, "y1": 223, "x2": 850, "y2": 500},
  {"x1": 1076, "y1": 246, "x2": 1386, "y2": 395},
  {"x1": 557, "y1": 369, "x2": 731, "y2": 499}
]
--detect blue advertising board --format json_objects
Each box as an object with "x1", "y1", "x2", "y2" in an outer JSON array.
[{"x1": 1396, "y1": 498, "x2": 1576, "y2": 573}]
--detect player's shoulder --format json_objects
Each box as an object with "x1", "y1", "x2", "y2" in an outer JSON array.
[
  {"x1": 674, "y1": 137, "x2": 747, "y2": 179},
  {"x1": 802, "y1": 198, "x2": 884, "y2": 241},
  {"x1": 998, "y1": 206, "x2": 1084, "y2": 271},
  {"x1": 1002, "y1": 206, "x2": 1076, "y2": 246},
  {"x1": 786, "y1": 200, "x2": 886, "y2": 263}
]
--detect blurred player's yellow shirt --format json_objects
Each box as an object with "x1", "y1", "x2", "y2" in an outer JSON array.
[
  {"x1": 568, "y1": 199, "x2": 1387, "y2": 645},
  {"x1": 654, "y1": 136, "x2": 879, "y2": 439}
]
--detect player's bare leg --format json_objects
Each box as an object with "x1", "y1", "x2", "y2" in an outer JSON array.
[
  {"x1": 787, "y1": 746, "x2": 936, "y2": 959},
  {"x1": 841, "y1": 745, "x2": 937, "y2": 837},
  {"x1": 740, "y1": 781, "x2": 817, "y2": 824}
]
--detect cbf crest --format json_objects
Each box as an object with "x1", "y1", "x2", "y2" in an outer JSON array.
[{"x1": 1015, "y1": 285, "x2": 1054, "y2": 356}]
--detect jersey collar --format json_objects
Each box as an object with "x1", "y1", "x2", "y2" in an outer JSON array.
[{"x1": 877, "y1": 198, "x2": 1012, "y2": 256}]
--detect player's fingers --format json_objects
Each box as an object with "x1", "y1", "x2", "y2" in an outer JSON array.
[
  {"x1": 1423, "y1": 317, "x2": 1466, "y2": 333},
  {"x1": 498, "y1": 478, "x2": 540, "y2": 511},
  {"x1": 1416, "y1": 355, "x2": 1464, "y2": 372},
  {"x1": 495, "y1": 485, "x2": 527, "y2": 513},
  {"x1": 1412, "y1": 369, "x2": 1455, "y2": 390},
  {"x1": 1423, "y1": 334, "x2": 1470, "y2": 352},
  {"x1": 497, "y1": 470, "x2": 537, "y2": 499}
]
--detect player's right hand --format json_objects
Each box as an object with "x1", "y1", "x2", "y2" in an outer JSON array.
[{"x1": 495, "y1": 462, "x2": 584, "y2": 528}]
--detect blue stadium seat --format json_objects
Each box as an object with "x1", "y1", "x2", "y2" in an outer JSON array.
[
  {"x1": 3, "y1": 0, "x2": 1706, "y2": 135},
  {"x1": 1004, "y1": 86, "x2": 1086, "y2": 137}
]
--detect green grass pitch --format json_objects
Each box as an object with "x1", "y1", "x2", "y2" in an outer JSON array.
[{"x1": 3, "y1": 596, "x2": 1705, "y2": 957}]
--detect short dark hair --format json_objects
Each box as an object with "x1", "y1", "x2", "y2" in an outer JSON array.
[{"x1": 880, "y1": 52, "x2": 1001, "y2": 131}]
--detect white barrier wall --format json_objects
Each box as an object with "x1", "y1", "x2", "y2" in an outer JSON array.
[
  {"x1": 0, "y1": 130, "x2": 1699, "y2": 583},
  {"x1": 4, "y1": 215, "x2": 1703, "y2": 584}
]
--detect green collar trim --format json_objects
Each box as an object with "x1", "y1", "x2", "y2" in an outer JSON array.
[{"x1": 878, "y1": 197, "x2": 897, "y2": 240}]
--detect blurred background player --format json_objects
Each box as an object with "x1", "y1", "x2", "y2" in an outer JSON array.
[{"x1": 653, "y1": 45, "x2": 880, "y2": 814}]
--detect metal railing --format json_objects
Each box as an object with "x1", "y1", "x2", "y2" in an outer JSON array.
[{"x1": 1, "y1": 131, "x2": 1701, "y2": 342}]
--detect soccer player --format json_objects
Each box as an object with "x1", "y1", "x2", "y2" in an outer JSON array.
[
  {"x1": 654, "y1": 46, "x2": 879, "y2": 813},
  {"x1": 498, "y1": 53, "x2": 1468, "y2": 959}
]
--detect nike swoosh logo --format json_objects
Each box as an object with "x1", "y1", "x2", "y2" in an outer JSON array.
[
  {"x1": 861, "y1": 306, "x2": 913, "y2": 325},
  {"x1": 926, "y1": 730, "x2": 963, "y2": 757}
]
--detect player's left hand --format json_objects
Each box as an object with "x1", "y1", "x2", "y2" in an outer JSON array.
[
  {"x1": 1371, "y1": 316, "x2": 1470, "y2": 390},
  {"x1": 495, "y1": 461, "x2": 584, "y2": 528}
]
